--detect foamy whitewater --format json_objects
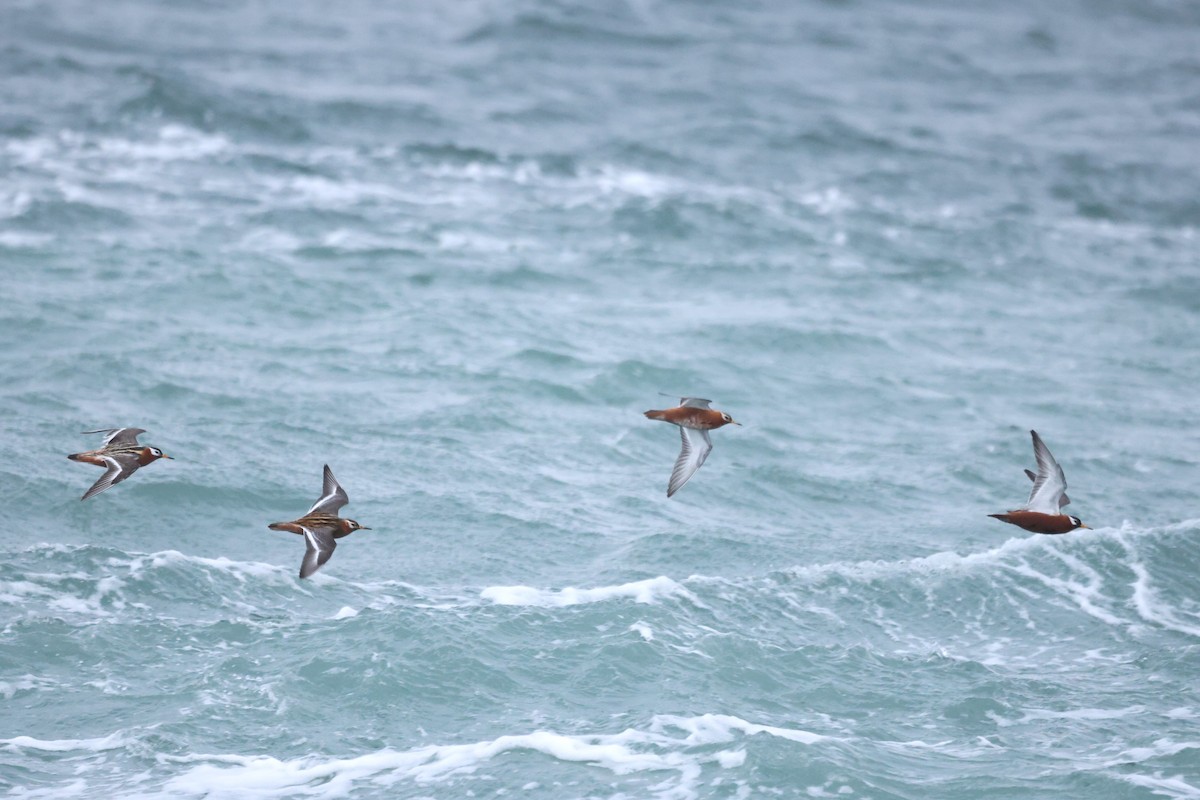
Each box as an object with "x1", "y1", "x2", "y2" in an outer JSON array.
[{"x1": 2, "y1": 1, "x2": 1199, "y2": 798}]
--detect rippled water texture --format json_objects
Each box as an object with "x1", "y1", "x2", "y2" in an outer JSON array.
[{"x1": 2, "y1": 0, "x2": 1199, "y2": 797}]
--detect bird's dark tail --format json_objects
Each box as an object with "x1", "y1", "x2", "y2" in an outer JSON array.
[
  {"x1": 268, "y1": 522, "x2": 289, "y2": 531},
  {"x1": 67, "y1": 453, "x2": 84, "y2": 461},
  {"x1": 644, "y1": 410, "x2": 667, "y2": 421}
]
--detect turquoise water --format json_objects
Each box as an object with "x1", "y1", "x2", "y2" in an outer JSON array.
[{"x1": 3, "y1": 0, "x2": 1200, "y2": 797}]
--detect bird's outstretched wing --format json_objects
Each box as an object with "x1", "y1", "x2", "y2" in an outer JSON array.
[
  {"x1": 81, "y1": 453, "x2": 140, "y2": 500},
  {"x1": 83, "y1": 428, "x2": 146, "y2": 447},
  {"x1": 1025, "y1": 430, "x2": 1069, "y2": 514},
  {"x1": 307, "y1": 464, "x2": 349, "y2": 515},
  {"x1": 657, "y1": 393, "x2": 714, "y2": 409},
  {"x1": 299, "y1": 526, "x2": 337, "y2": 579},
  {"x1": 667, "y1": 426, "x2": 714, "y2": 497},
  {"x1": 1025, "y1": 467, "x2": 1069, "y2": 507}
]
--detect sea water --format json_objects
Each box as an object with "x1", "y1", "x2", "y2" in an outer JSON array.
[{"x1": 2, "y1": 1, "x2": 1199, "y2": 797}]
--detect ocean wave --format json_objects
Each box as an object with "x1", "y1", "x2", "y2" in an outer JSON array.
[
  {"x1": 1118, "y1": 773, "x2": 1200, "y2": 800},
  {"x1": 457, "y1": 10, "x2": 690, "y2": 49},
  {"x1": 114, "y1": 66, "x2": 309, "y2": 140},
  {"x1": 0, "y1": 674, "x2": 61, "y2": 700},
  {"x1": 1, "y1": 731, "x2": 130, "y2": 753},
  {"x1": 133, "y1": 713, "x2": 822, "y2": 798},
  {"x1": 10, "y1": 198, "x2": 135, "y2": 231},
  {"x1": 5, "y1": 126, "x2": 228, "y2": 169},
  {"x1": 481, "y1": 576, "x2": 697, "y2": 608},
  {"x1": 1, "y1": 543, "x2": 487, "y2": 628},
  {"x1": 666, "y1": 521, "x2": 1200, "y2": 672},
  {"x1": 770, "y1": 520, "x2": 1199, "y2": 587},
  {"x1": 0, "y1": 545, "x2": 310, "y2": 625}
]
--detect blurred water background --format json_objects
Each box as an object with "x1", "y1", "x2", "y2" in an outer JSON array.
[{"x1": 2, "y1": 0, "x2": 1199, "y2": 797}]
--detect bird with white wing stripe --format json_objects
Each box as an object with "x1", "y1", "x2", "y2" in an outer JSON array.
[
  {"x1": 67, "y1": 428, "x2": 172, "y2": 501},
  {"x1": 643, "y1": 396, "x2": 741, "y2": 498},
  {"x1": 989, "y1": 430, "x2": 1090, "y2": 534},
  {"x1": 269, "y1": 465, "x2": 371, "y2": 579}
]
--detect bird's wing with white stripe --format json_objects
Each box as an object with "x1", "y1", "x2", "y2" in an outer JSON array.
[
  {"x1": 678, "y1": 397, "x2": 713, "y2": 409},
  {"x1": 81, "y1": 454, "x2": 139, "y2": 501},
  {"x1": 83, "y1": 428, "x2": 146, "y2": 447},
  {"x1": 1025, "y1": 467, "x2": 1069, "y2": 507},
  {"x1": 307, "y1": 464, "x2": 349, "y2": 515},
  {"x1": 667, "y1": 426, "x2": 714, "y2": 498},
  {"x1": 299, "y1": 527, "x2": 337, "y2": 579},
  {"x1": 1024, "y1": 430, "x2": 1069, "y2": 514},
  {"x1": 696, "y1": 429, "x2": 713, "y2": 468}
]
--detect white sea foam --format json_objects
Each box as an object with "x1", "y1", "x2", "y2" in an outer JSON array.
[
  {"x1": 679, "y1": 525, "x2": 1200, "y2": 674},
  {"x1": 1, "y1": 732, "x2": 129, "y2": 752},
  {"x1": 332, "y1": 606, "x2": 359, "y2": 620},
  {"x1": 1, "y1": 574, "x2": 126, "y2": 618},
  {"x1": 0, "y1": 580, "x2": 59, "y2": 605},
  {"x1": 318, "y1": 228, "x2": 404, "y2": 253},
  {"x1": 270, "y1": 174, "x2": 403, "y2": 208},
  {"x1": 767, "y1": 533, "x2": 1060, "y2": 586},
  {"x1": 768, "y1": 524, "x2": 1164, "y2": 588},
  {"x1": 0, "y1": 230, "x2": 51, "y2": 247},
  {"x1": 630, "y1": 621, "x2": 655, "y2": 641},
  {"x1": 94, "y1": 125, "x2": 229, "y2": 161},
  {"x1": 651, "y1": 713, "x2": 828, "y2": 746},
  {"x1": 1128, "y1": 560, "x2": 1200, "y2": 638},
  {"x1": 592, "y1": 165, "x2": 674, "y2": 198},
  {"x1": 798, "y1": 186, "x2": 855, "y2": 215},
  {"x1": 1015, "y1": 705, "x2": 1145, "y2": 723},
  {"x1": 1042, "y1": 735, "x2": 1200, "y2": 794},
  {"x1": 1119, "y1": 772, "x2": 1200, "y2": 799},
  {"x1": 1008, "y1": 558, "x2": 1125, "y2": 627},
  {"x1": 8, "y1": 778, "x2": 89, "y2": 799},
  {"x1": 3, "y1": 549, "x2": 301, "y2": 625},
  {"x1": 425, "y1": 159, "x2": 527, "y2": 183},
  {"x1": 481, "y1": 576, "x2": 695, "y2": 607},
  {"x1": 417, "y1": 157, "x2": 758, "y2": 212},
  {"x1": 436, "y1": 230, "x2": 525, "y2": 253},
  {"x1": 718, "y1": 525, "x2": 1200, "y2": 642},
  {"x1": 126, "y1": 550, "x2": 291, "y2": 584},
  {"x1": 0, "y1": 674, "x2": 58, "y2": 699},
  {"x1": 1106, "y1": 738, "x2": 1200, "y2": 765},
  {"x1": 147, "y1": 714, "x2": 821, "y2": 799}
]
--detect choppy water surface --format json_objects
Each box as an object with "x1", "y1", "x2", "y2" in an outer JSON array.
[{"x1": 2, "y1": 1, "x2": 1199, "y2": 797}]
